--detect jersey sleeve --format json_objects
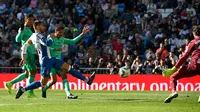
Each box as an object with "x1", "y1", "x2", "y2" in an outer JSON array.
[
  {"x1": 175, "y1": 40, "x2": 195, "y2": 68},
  {"x1": 47, "y1": 34, "x2": 55, "y2": 50},
  {"x1": 63, "y1": 35, "x2": 82, "y2": 44},
  {"x1": 36, "y1": 34, "x2": 53, "y2": 47},
  {"x1": 15, "y1": 28, "x2": 24, "y2": 43}
]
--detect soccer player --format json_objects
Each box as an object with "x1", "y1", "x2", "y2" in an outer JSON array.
[
  {"x1": 42, "y1": 25, "x2": 84, "y2": 99},
  {"x1": 15, "y1": 21, "x2": 96, "y2": 99},
  {"x1": 162, "y1": 25, "x2": 200, "y2": 103},
  {"x1": 4, "y1": 14, "x2": 37, "y2": 98}
]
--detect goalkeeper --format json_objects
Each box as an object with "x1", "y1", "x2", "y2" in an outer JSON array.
[{"x1": 162, "y1": 25, "x2": 200, "y2": 103}]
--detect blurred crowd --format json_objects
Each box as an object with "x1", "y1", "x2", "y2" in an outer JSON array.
[{"x1": 0, "y1": 0, "x2": 200, "y2": 74}]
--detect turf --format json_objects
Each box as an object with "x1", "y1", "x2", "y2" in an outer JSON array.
[{"x1": 0, "y1": 89, "x2": 199, "y2": 112}]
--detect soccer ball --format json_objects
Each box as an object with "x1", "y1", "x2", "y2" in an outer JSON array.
[{"x1": 119, "y1": 66, "x2": 131, "y2": 78}]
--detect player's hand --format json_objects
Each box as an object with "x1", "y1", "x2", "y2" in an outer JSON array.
[
  {"x1": 162, "y1": 67, "x2": 177, "y2": 77},
  {"x1": 81, "y1": 26, "x2": 90, "y2": 35},
  {"x1": 19, "y1": 59, "x2": 26, "y2": 67}
]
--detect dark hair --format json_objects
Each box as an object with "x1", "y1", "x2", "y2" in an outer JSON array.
[
  {"x1": 193, "y1": 25, "x2": 200, "y2": 36},
  {"x1": 55, "y1": 25, "x2": 64, "y2": 31},
  {"x1": 25, "y1": 14, "x2": 34, "y2": 20},
  {"x1": 33, "y1": 20, "x2": 43, "y2": 30}
]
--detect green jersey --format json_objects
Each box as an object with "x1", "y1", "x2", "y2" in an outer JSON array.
[
  {"x1": 48, "y1": 35, "x2": 82, "y2": 59},
  {"x1": 16, "y1": 26, "x2": 35, "y2": 54}
]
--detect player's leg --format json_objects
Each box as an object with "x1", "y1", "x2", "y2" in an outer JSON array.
[
  {"x1": 42, "y1": 68, "x2": 57, "y2": 98},
  {"x1": 26, "y1": 52, "x2": 37, "y2": 97},
  {"x1": 164, "y1": 65, "x2": 198, "y2": 103},
  {"x1": 5, "y1": 70, "x2": 28, "y2": 94},
  {"x1": 60, "y1": 62, "x2": 96, "y2": 85},
  {"x1": 16, "y1": 73, "x2": 49, "y2": 99},
  {"x1": 59, "y1": 70, "x2": 78, "y2": 99},
  {"x1": 15, "y1": 57, "x2": 51, "y2": 99}
]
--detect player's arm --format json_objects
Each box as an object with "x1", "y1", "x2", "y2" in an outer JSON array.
[
  {"x1": 175, "y1": 41, "x2": 195, "y2": 68},
  {"x1": 15, "y1": 28, "x2": 24, "y2": 42},
  {"x1": 63, "y1": 35, "x2": 82, "y2": 44},
  {"x1": 19, "y1": 39, "x2": 33, "y2": 66},
  {"x1": 64, "y1": 26, "x2": 90, "y2": 44},
  {"x1": 162, "y1": 41, "x2": 195, "y2": 77}
]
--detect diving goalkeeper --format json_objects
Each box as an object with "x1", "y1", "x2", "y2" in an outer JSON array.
[{"x1": 162, "y1": 25, "x2": 200, "y2": 103}]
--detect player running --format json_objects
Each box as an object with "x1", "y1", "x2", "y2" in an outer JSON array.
[
  {"x1": 162, "y1": 25, "x2": 200, "y2": 103},
  {"x1": 42, "y1": 25, "x2": 83, "y2": 99},
  {"x1": 15, "y1": 21, "x2": 96, "y2": 99},
  {"x1": 4, "y1": 14, "x2": 37, "y2": 98}
]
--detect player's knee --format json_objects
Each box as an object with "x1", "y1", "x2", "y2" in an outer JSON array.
[{"x1": 61, "y1": 63, "x2": 71, "y2": 72}]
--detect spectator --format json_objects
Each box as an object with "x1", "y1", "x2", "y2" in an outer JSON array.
[
  {"x1": 134, "y1": 35, "x2": 145, "y2": 55},
  {"x1": 0, "y1": 55, "x2": 10, "y2": 67},
  {"x1": 156, "y1": 43, "x2": 169, "y2": 60},
  {"x1": 17, "y1": 8, "x2": 27, "y2": 21},
  {"x1": 0, "y1": 1, "x2": 6, "y2": 15},
  {"x1": 12, "y1": 45, "x2": 21, "y2": 58},
  {"x1": 29, "y1": 0, "x2": 38, "y2": 8},
  {"x1": 76, "y1": 45, "x2": 86, "y2": 59},
  {"x1": 87, "y1": 57, "x2": 96, "y2": 68},
  {"x1": 136, "y1": 0, "x2": 147, "y2": 16},
  {"x1": 111, "y1": 0, "x2": 118, "y2": 16},
  {"x1": 144, "y1": 32, "x2": 154, "y2": 50},
  {"x1": 153, "y1": 59, "x2": 167, "y2": 74},
  {"x1": 186, "y1": 4, "x2": 196, "y2": 17},
  {"x1": 104, "y1": 3, "x2": 115, "y2": 19},
  {"x1": 76, "y1": 3, "x2": 85, "y2": 18},
  {"x1": 112, "y1": 38, "x2": 123, "y2": 54},
  {"x1": 108, "y1": 19, "x2": 120, "y2": 33},
  {"x1": 169, "y1": 52, "x2": 178, "y2": 63},
  {"x1": 131, "y1": 57, "x2": 143, "y2": 74},
  {"x1": 101, "y1": 0, "x2": 108, "y2": 11},
  {"x1": 97, "y1": 58, "x2": 106, "y2": 68},
  {"x1": 146, "y1": 48, "x2": 155, "y2": 61},
  {"x1": 147, "y1": 0, "x2": 157, "y2": 14},
  {"x1": 179, "y1": 24, "x2": 189, "y2": 36}
]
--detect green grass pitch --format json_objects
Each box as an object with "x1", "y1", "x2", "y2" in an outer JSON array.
[{"x1": 0, "y1": 89, "x2": 199, "y2": 112}]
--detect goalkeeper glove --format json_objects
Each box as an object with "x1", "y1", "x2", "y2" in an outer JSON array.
[{"x1": 162, "y1": 66, "x2": 177, "y2": 78}]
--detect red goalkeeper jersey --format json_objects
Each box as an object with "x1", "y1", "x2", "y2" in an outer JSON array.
[{"x1": 175, "y1": 37, "x2": 200, "y2": 68}]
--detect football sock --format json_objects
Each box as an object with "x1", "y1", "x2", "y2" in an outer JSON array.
[
  {"x1": 25, "y1": 81, "x2": 41, "y2": 91},
  {"x1": 28, "y1": 75, "x2": 35, "y2": 94},
  {"x1": 10, "y1": 73, "x2": 27, "y2": 85},
  {"x1": 68, "y1": 68, "x2": 86, "y2": 81},
  {"x1": 62, "y1": 79, "x2": 71, "y2": 96},
  {"x1": 170, "y1": 77, "x2": 177, "y2": 93},
  {"x1": 43, "y1": 82, "x2": 51, "y2": 92}
]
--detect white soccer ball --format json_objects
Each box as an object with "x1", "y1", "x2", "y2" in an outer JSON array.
[{"x1": 119, "y1": 66, "x2": 131, "y2": 78}]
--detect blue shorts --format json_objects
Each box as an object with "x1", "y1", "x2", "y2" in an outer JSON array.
[{"x1": 40, "y1": 57, "x2": 64, "y2": 77}]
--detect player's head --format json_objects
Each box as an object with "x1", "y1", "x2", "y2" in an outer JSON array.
[
  {"x1": 55, "y1": 25, "x2": 64, "y2": 38},
  {"x1": 33, "y1": 20, "x2": 46, "y2": 33},
  {"x1": 193, "y1": 25, "x2": 200, "y2": 38},
  {"x1": 24, "y1": 14, "x2": 34, "y2": 27}
]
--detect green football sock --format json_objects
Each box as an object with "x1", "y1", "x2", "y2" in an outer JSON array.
[
  {"x1": 62, "y1": 79, "x2": 71, "y2": 96},
  {"x1": 28, "y1": 75, "x2": 35, "y2": 94},
  {"x1": 10, "y1": 73, "x2": 27, "y2": 85},
  {"x1": 43, "y1": 82, "x2": 51, "y2": 92}
]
